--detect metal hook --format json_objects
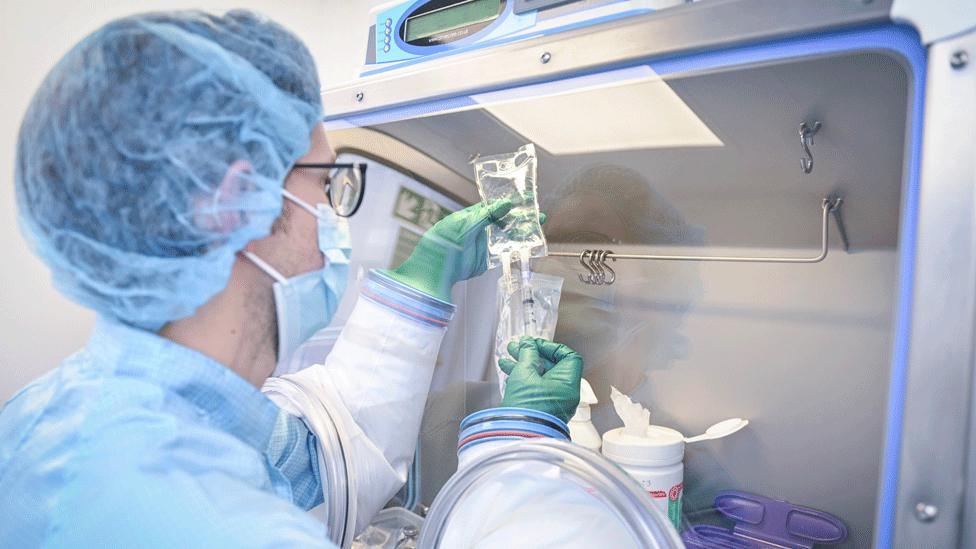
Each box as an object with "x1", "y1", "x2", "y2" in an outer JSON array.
[
  {"x1": 585, "y1": 250, "x2": 602, "y2": 285},
  {"x1": 577, "y1": 250, "x2": 589, "y2": 284},
  {"x1": 596, "y1": 250, "x2": 614, "y2": 285},
  {"x1": 799, "y1": 121, "x2": 822, "y2": 174},
  {"x1": 578, "y1": 250, "x2": 597, "y2": 284},
  {"x1": 589, "y1": 250, "x2": 607, "y2": 285},
  {"x1": 825, "y1": 195, "x2": 850, "y2": 252},
  {"x1": 601, "y1": 251, "x2": 617, "y2": 285},
  {"x1": 575, "y1": 250, "x2": 618, "y2": 285}
]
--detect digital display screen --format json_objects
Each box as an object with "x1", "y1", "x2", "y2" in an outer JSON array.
[{"x1": 404, "y1": 0, "x2": 501, "y2": 42}]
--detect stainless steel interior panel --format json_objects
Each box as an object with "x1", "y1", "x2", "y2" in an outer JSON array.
[{"x1": 372, "y1": 52, "x2": 908, "y2": 251}]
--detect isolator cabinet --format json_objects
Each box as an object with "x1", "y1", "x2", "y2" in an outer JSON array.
[{"x1": 313, "y1": 1, "x2": 976, "y2": 547}]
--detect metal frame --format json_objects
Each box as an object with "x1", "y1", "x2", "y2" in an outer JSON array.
[
  {"x1": 322, "y1": 0, "x2": 891, "y2": 118},
  {"x1": 549, "y1": 196, "x2": 841, "y2": 267},
  {"x1": 892, "y1": 28, "x2": 976, "y2": 549},
  {"x1": 892, "y1": 0, "x2": 976, "y2": 44}
]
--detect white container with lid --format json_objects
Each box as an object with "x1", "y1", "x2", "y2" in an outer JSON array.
[{"x1": 602, "y1": 425, "x2": 685, "y2": 530}]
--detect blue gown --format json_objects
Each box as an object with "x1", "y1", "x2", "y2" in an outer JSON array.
[{"x1": 0, "y1": 318, "x2": 334, "y2": 548}]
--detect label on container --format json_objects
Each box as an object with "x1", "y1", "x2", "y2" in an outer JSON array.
[
  {"x1": 668, "y1": 482, "x2": 684, "y2": 530},
  {"x1": 642, "y1": 481, "x2": 683, "y2": 531}
]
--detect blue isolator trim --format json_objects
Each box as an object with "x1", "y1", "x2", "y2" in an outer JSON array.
[{"x1": 866, "y1": 28, "x2": 925, "y2": 549}]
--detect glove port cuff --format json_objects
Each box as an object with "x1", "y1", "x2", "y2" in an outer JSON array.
[
  {"x1": 458, "y1": 407, "x2": 569, "y2": 455},
  {"x1": 362, "y1": 269, "x2": 456, "y2": 327}
]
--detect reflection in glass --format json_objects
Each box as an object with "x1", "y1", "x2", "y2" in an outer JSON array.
[{"x1": 538, "y1": 164, "x2": 704, "y2": 429}]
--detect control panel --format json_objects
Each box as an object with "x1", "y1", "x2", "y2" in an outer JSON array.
[{"x1": 364, "y1": 0, "x2": 684, "y2": 72}]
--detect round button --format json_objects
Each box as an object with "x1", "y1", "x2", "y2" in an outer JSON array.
[
  {"x1": 384, "y1": 27, "x2": 391, "y2": 36},
  {"x1": 385, "y1": 18, "x2": 392, "y2": 27},
  {"x1": 384, "y1": 37, "x2": 391, "y2": 45},
  {"x1": 383, "y1": 45, "x2": 391, "y2": 53}
]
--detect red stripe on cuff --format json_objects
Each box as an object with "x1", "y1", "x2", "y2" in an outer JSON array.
[
  {"x1": 458, "y1": 430, "x2": 545, "y2": 450},
  {"x1": 361, "y1": 288, "x2": 449, "y2": 327}
]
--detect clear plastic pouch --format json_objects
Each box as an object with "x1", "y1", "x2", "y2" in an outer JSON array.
[
  {"x1": 494, "y1": 271, "x2": 564, "y2": 395},
  {"x1": 472, "y1": 143, "x2": 547, "y2": 269}
]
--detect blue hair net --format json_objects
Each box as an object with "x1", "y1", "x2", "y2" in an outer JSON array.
[{"x1": 16, "y1": 10, "x2": 323, "y2": 330}]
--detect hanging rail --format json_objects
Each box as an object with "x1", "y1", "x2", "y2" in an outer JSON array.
[{"x1": 548, "y1": 196, "x2": 844, "y2": 285}]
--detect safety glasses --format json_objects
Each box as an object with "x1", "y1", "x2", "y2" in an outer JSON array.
[{"x1": 291, "y1": 162, "x2": 367, "y2": 217}]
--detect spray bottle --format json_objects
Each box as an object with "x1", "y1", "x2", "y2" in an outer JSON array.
[{"x1": 568, "y1": 378, "x2": 601, "y2": 451}]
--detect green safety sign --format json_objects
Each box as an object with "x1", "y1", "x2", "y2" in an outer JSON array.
[{"x1": 393, "y1": 187, "x2": 452, "y2": 231}]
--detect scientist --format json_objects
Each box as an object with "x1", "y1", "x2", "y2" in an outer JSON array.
[{"x1": 0, "y1": 10, "x2": 582, "y2": 547}]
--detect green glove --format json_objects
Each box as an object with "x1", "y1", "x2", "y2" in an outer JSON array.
[
  {"x1": 386, "y1": 200, "x2": 545, "y2": 302},
  {"x1": 498, "y1": 336, "x2": 584, "y2": 423}
]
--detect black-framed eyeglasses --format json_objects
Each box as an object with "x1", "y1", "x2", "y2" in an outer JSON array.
[{"x1": 292, "y1": 162, "x2": 367, "y2": 217}]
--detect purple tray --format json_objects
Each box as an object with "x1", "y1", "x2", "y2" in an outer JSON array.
[{"x1": 682, "y1": 491, "x2": 848, "y2": 549}]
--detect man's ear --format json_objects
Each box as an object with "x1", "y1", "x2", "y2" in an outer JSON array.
[{"x1": 194, "y1": 160, "x2": 252, "y2": 234}]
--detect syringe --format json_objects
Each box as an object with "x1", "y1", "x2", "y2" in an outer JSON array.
[{"x1": 503, "y1": 249, "x2": 537, "y2": 338}]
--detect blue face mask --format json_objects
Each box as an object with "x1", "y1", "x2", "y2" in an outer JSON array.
[{"x1": 243, "y1": 194, "x2": 352, "y2": 375}]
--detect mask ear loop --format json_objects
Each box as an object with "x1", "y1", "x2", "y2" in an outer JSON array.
[
  {"x1": 281, "y1": 188, "x2": 325, "y2": 220},
  {"x1": 240, "y1": 250, "x2": 288, "y2": 284},
  {"x1": 244, "y1": 188, "x2": 330, "y2": 282}
]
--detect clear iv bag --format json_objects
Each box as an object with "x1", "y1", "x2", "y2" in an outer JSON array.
[{"x1": 472, "y1": 143, "x2": 548, "y2": 269}]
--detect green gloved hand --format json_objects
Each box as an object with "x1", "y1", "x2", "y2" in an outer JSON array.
[
  {"x1": 499, "y1": 336, "x2": 584, "y2": 423},
  {"x1": 386, "y1": 200, "x2": 545, "y2": 302}
]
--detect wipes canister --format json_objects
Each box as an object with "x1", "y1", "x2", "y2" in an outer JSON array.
[{"x1": 601, "y1": 425, "x2": 684, "y2": 530}]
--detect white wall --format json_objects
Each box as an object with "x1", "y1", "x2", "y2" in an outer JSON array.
[
  {"x1": 0, "y1": 0, "x2": 381, "y2": 400},
  {"x1": 317, "y1": 1, "x2": 392, "y2": 87}
]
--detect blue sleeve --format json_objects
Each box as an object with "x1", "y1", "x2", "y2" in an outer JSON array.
[
  {"x1": 54, "y1": 476, "x2": 336, "y2": 548},
  {"x1": 267, "y1": 410, "x2": 324, "y2": 510},
  {"x1": 49, "y1": 429, "x2": 335, "y2": 548}
]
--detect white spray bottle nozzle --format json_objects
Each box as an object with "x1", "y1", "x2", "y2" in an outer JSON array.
[
  {"x1": 579, "y1": 379, "x2": 597, "y2": 406},
  {"x1": 570, "y1": 379, "x2": 602, "y2": 450},
  {"x1": 610, "y1": 386, "x2": 650, "y2": 437}
]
